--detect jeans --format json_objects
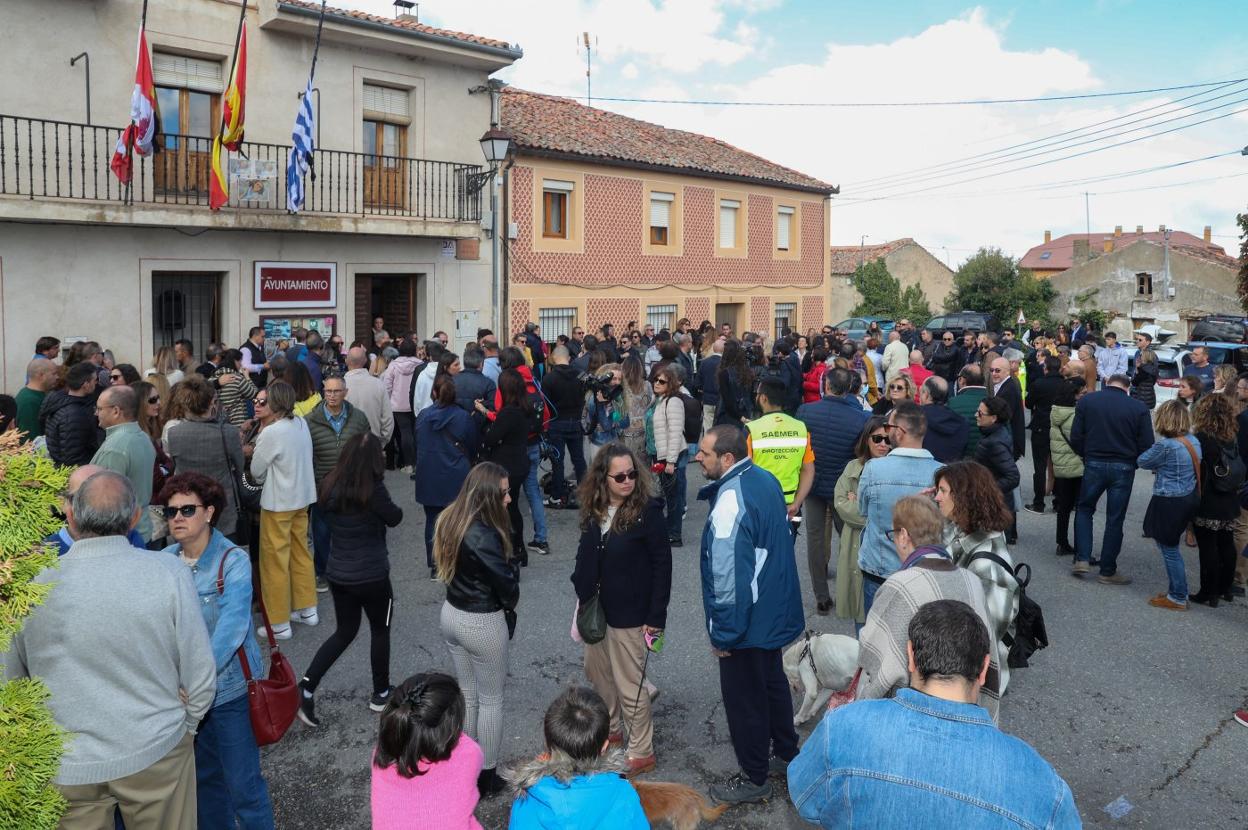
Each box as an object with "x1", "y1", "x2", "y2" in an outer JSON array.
[
  {"x1": 310, "y1": 504, "x2": 331, "y2": 577},
  {"x1": 1075, "y1": 461, "x2": 1136, "y2": 576},
  {"x1": 523, "y1": 444, "x2": 548, "y2": 543},
  {"x1": 548, "y1": 420, "x2": 587, "y2": 499},
  {"x1": 423, "y1": 505, "x2": 444, "y2": 569},
  {"x1": 394, "y1": 411, "x2": 416, "y2": 468},
  {"x1": 659, "y1": 451, "x2": 687, "y2": 540},
  {"x1": 1157, "y1": 542, "x2": 1189, "y2": 603},
  {"x1": 195, "y1": 694, "x2": 275, "y2": 829},
  {"x1": 862, "y1": 576, "x2": 883, "y2": 617},
  {"x1": 303, "y1": 578, "x2": 394, "y2": 695}
]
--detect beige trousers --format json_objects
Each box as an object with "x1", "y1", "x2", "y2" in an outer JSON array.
[
  {"x1": 584, "y1": 625, "x2": 654, "y2": 759},
  {"x1": 58, "y1": 732, "x2": 196, "y2": 830}
]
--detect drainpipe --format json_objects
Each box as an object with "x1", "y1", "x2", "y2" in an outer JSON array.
[{"x1": 488, "y1": 79, "x2": 503, "y2": 336}]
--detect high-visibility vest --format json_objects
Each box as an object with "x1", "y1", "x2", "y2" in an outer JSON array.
[{"x1": 747, "y1": 411, "x2": 809, "y2": 504}]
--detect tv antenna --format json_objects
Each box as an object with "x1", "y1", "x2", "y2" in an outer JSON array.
[{"x1": 581, "y1": 32, "x2": 596, "y2": 105}]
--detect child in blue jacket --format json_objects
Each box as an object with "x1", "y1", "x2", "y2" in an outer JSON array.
[{"x1": 506, "y1": 687, "x2": 650, "y2": 829}]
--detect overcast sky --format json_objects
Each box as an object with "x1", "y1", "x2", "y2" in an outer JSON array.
[{"x1": 347, "y1": 0, "x2": 1248, "y2": 265}]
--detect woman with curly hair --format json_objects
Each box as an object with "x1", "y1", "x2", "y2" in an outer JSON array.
[
  {"x1": 932, "y1": 460, "x2": 1019, "y2": 694},
  {"x1": 1190, "y1": 393, "x2": 1242, "y2": 606},
  {"x1": 571, "y1": 442, "x2": 671, "y2": 777}
]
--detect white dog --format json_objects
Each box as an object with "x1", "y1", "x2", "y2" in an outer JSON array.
[{"x1": 783, "y1": 631, "x2": 860, "y2": 725}]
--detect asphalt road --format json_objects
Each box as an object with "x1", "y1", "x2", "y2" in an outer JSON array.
[{"x1": 259, "y1": 453, "x2": 1248, "y2": 829}]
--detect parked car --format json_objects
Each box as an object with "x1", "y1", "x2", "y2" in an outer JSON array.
[
  {"x1": 832, "y1": 316, "x2": 894, "y2": 341},
  {"x1": 1190, "y1": 316, "x2": 1248, "y2": 344},
  {"x1": 923, "y1": 311, "x2": 1002, "y2": 338},
  {"x1": 1184, "y1": 342, "x2": 1248, "y2": 375},
  {"x1": 1154, "y1": 351, "x2": 1187, "y2": 406}
]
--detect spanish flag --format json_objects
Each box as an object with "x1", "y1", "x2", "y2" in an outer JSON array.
[
  {"x1": 109, "y1": 24, "x2": 160, "y2": 184},
  {"x1": 208, "y1": 23, "x2": 248, "y2": 210}
]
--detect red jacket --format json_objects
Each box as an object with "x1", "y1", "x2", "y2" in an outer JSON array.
[
  {"x1": 802, "y1": 363, "x2": 827, "y2": 404},
  {"x1": 903, "y1": 364, "x2": 934, "y2": 400},
  {"x1": 491, "y1": 364, "x2": 552, "y2": 437}
]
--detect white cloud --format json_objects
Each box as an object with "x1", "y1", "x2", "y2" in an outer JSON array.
[{"x1": 621, "y1": 62, "x2": 640, "y2": 80}]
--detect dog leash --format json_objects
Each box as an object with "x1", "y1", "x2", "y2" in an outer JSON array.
[
  {"x1": 632, "y1": 645, "x2": 652, "y2": 715},
  {"x1": 798, "y1": 629, "x2": 818, "y2": 674}
]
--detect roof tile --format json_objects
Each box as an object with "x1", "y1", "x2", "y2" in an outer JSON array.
[
  {"x1": 500, "y1": 88, "x2": 836, "y2": 194},
  {"x1": 827, "y1": 238, "x2": 914, "y2": 274},
  {"x1": 280, "y1": 0, "x2": 514, "y2": 51},
  {"x1": 1019, "y1": 230, "x2": 1224, "y2": 271}
]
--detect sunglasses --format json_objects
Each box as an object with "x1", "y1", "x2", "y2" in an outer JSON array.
[
  {"x1": 943, "y1": 337, "x2": 954, "y2": 342},
  {"x1": 147, "y1": 396, "x2": 160, "y2": 405},
  {"x1": 109, "y1": 373, "x2": 123, "y2": 380},
  {"x1": 608, "y1": 470, "x2": 639, "y2": 483},
  {"x1": 254, "y1": 397, "x2": 268, "y2": 406},
  {"x1": 162, "y1": 504, "x2": 203, "y2": 519},
  {"x1": 888, "y1": 384, "x2": 907, "y2": 392},
  {"x1": 654, "y1": 379, "x2": 668, "y2": 386},
  {"x1": 869, "y1": 434, "x2": 889, "y2": 445}
]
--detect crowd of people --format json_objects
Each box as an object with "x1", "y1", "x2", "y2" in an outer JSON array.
[{"x1": 5, "y1": 312, "x2": 1247, "y2": 829}]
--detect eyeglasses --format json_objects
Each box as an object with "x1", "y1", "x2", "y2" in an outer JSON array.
[
  {"x1": 161, "y1": 504, "x2": 203, "y2": 519},
  {"x1": 147, "y1": 396, "x2": 160, "y2": 405},
  {"x1": 109, "y1": 373, "x2": 123, "y2": 381},
  {"x1": 869, "y1": 434, "x2": 889, "y2": 445},
  {"x1": 885, "y1": 422, "x2": 907, "y2": 435},
  {"x1": 885, "y1": 528, "x2": 900, "y2": 541},
  {"x1": 254, "y1": 397, "x2": 268, "y2": 406},
  {"x1": 990, "y1": 367, "x2": 1006, "y2": 374},
  {"x1": 608, "y1": 470, "x2": 639, "y2": 483},
  {"x1": 654, "y1": 379, "x2": 668, "y2": 387},
  {"x1": 888, "y1": 384, "x2": 907, "y2": 392},
  {"x1": 976, "y1": 410, "x2": 991, "y2": 418}
]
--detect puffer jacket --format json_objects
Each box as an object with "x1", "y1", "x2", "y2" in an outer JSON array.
[
  {"x1": 802, "y1": 362, "x2": 827, "y2": 404},
  {"x1": 382, "y1": 356, "x2": 423, "y2": 413},
  {"x1": 651, "y1": 393, "x2": 685, "y2": 464},
  {"x1": 304, "y1": 402, "x2": 371, "y2": 484},
  {"x1": 797, "y1": 394, "x2": 869, "y2": 500},
  {"x1": 323, "y1": 478, "x2": 404, "y2": 585},
  {"x1": 445, "y1": 520, "x2": 519, "y2": 614},
  {"x1": 505, "y1": 749, "x2": 648, "y2": 830},
  {"x1": 1049, "y1": 405, "x2": 1083, "y2": 478},
  {"x1": 39, "y1": 391, "x2": 101, "y2": 466},
  {"x1": 974, "y1": 423, "x2": 1020, "y2": 498},
  {"x1": 1130, "y1": 358, "x2": 1158, "y2": 410}
]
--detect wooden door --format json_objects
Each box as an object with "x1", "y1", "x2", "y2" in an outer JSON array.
[
  {"x1": 154, "y1": 87, "x2": 217, "y2": 195},
  {"x1": 363, "y1": 121, "x2": 407, "y2": 210}
]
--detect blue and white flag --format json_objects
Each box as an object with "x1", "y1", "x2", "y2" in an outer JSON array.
[{"x1": 286, "y1": 78, "x2": 315, "y2": 213}]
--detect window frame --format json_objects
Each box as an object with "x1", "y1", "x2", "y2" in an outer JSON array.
[
  {"x1": 531, "y1": 169, "x2": 584, "y2": 253},
  {"x1": 1136, "y1": 272, "x2": 1153, "y2": 297},
  {"x1": 542, "y1": 190, "x2": 568, "y2": 239},
  {"x1": 538, "y1": 307, "x2": 577, "y2": 342},
  {"x1": 646, "y1": 304, "x2": 678, "y2": 333},
  {"x1": 714, "y1": 189, "x2": 748, "y2": 258},
  {"x1": 774, "y1": 302, "x2": 797, "y2": 342}
]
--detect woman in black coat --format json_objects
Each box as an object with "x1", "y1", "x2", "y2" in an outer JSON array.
[
  {"x1": 1130, "y1": 342, "x2": 1158, "y2": 410},
  {"x1": 1190, "y1": 394, "x2": 1241, "y2": 606},
  {"x1": 715, "y1": 339, "x2": 755, "y2": 428},
  {"x1": 298, "y1": 432, "x2": 404, "y2": 724},
  {"x1": 570, "y1": 442, "x2": 672, "y2": 776},
  {"x1": 975, "y1": 395, "x2": 1021, "y2": 543},
  {"x1": 475, "y1": 368, "x2": 533, "y2": 566}
]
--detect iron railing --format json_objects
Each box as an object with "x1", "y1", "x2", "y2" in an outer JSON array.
[{"x1": 0, "y1": 114, "x2": 482, "y2": 221}]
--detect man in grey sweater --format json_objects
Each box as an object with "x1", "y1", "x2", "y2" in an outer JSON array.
[{"x1": 4, "y1": 471, "x2": 216, "y2": 829}]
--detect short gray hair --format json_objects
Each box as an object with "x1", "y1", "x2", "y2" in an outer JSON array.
[
  {"x1": 71, "y1": 471, "x2": 137, "y2": 538},
  {"x1": 922, "y1": 375, "x2": 949, "y2": 404},
  {"x1": 462, "y1": 345, "x2": 484, "y2": 371}
]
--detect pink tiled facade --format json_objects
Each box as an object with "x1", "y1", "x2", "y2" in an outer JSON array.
[
  {"x1": 684, "y1": 296, "x2": 711, "y2": 325},
  {"x1": 510, "y1": 299, "x2": 530, "y2": 328},
  {"x1": 802, "y1": 297, "x2": 825, "y2": 333},
  {"x1": 586, "y1": 297, "x2": 641, "y2": 331},
  {"x1": 750, "y1": 297, "x2": 771, "y2": 334}
]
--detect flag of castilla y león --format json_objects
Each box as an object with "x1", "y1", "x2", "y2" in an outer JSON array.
[
  {"x1": 109, "y1": 24, "x2": 160, "y2": 184},
  {"x1": 209, "y1": 22, "x2": 248, "y2": 210}
]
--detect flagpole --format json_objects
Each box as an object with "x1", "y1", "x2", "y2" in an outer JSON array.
[
  {"x1": 124, "y1": 0, "x2": 150, "y2": 206},
  {"x1": 225, "y1": 0, "x2": 247, "y2": 95}
]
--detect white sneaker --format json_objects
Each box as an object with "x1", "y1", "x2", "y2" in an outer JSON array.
[
  {"x1": 257, "y1": 622, "x2": 292, "y2": 640},
  {"x1": 290, "y1": 608, "x2": 319, "y2": 626}
]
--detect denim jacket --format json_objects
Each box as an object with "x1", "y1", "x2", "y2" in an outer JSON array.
[
  {"x1": 1137, "y1": 435, "x2": 1201, "y2": 497},
  {"x1": 788, "y1": 688, "x2": 1082, "y2": 829},
  {"x1": 164, "y1": 529, "x2": 262, "y2": 706},
  {"x1": 856, "y1": 448, "x2": 944, "y2": 579}
]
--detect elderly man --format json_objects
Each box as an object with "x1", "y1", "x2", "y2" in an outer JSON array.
[
  {"x1": 988, "y1": 357, "x2": 1026, "y2": 461},
  {"x1": 5, "y1": 471, "x2": 216, "y2": 829},
  {"x1": 882, "y1": 330, "x2": 910, "y2": 384},
  {"x1": 343, "y1": 346, "x2": 394, "y2": 444},
  {"x1": 305, "y1": 375, "x2": 371, "y2": 592},
  {"x1": 45, "y1": 464, "x2": 147, "y2": 555},
  {"x1": 92, "y1": 384, "x2": 156, "y2": 542},
  {"x1": 16, "y1": 357, "x2": 59, "y2": 441},
  {"x1": 695, "y1": 425, "x2": 804, "y2": 805},
  {"x1": 919, "y1": 376, "x2": 969, "y2": 463}
]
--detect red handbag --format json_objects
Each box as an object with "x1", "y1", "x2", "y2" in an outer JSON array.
[{"x1": 217, "y1": 548, "x2": 300, "y2": 746}]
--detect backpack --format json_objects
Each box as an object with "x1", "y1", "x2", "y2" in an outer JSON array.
[
  {"x1": 967, "y1": 551, "x2": 1048, "y2": 669},
  {"x1": 678, "y1": 392, "x2": 703, "y2": 443},
  {"x1": 1209, "y1": 441, "x2": 1246, "y2": 495}
]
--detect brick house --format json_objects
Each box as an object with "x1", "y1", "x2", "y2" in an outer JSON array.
[{"x1": 499, "y1": 88, "x2": 838, "y2": 341}]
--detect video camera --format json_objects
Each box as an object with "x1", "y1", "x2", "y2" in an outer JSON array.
[{"x1": 579, "y1": 370, "x2": 621, "y2": 401}]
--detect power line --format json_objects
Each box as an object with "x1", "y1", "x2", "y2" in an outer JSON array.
[
  {"x1": 849, "y1": 88, "x2": 1248, "y2": 195},
  {"x1": 584, "y1": 78, "x2": 1244, "y2": 108},
  {"x1": 844, "y1": 79, "x2": 1248, "y2": 188}
]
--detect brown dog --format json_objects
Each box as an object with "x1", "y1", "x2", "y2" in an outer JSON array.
[{"x1": 633, "y1": 780, "x2": 730, "y2": 830}]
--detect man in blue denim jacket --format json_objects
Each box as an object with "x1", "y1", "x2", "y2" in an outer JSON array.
[
  {"x1": 857, "y1": 402, "x2": 943, "y2": 612},
  {"x1": 789, "y1": 600, "x2": 1081, "y2": 829}
]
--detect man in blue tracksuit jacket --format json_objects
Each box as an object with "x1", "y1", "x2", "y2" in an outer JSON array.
[{"x1": 695, "y1": 424, "x2": 805, "y2": 806}]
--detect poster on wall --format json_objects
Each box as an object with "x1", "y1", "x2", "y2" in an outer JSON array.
[
  {"x1": 259, "y1": 315, "x2": 336, "y2": 357},
  {"x1": 254, "y1": 261, "x2": 337, "y2": 308}
]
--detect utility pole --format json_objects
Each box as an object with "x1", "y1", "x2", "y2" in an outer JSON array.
[
  {"x1": 583, "y1": 32, "x2": 592, "y2": 105},
  {"x1": 1084, "y1": 192, "x2": 1090, "y2": 238}
]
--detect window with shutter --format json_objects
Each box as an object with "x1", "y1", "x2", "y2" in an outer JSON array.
[
  {"x1": 647, "y1": 305, "x2": 678, "y2": 332},
  {"x1": 362, "y1": 84, "x2": 411, "y2": 124},
  {"x1": 650, "y1": 192, "x2": 673, "y2": 245},
  {"x1": 153, "y1": 53, "x2": 224, "y2": 93},
  {"x1": 719, "y1": 200, "x2": 740, "y2": 249},
  {"x1": 774, "y1": 303, "x2": 796, "y2": 341},
  {"x1": 777, "y1": 206, "x2": 794, "y2": 251}
]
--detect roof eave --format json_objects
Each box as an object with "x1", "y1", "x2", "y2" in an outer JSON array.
[
  {"x1": 514, "y1": 146, "x2": 838, "y2": 196},
  {"x1": 275, "y1": 2, "x2": 524, "y2": 63}
]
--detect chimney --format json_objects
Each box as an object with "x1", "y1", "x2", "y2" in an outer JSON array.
[
  {"x1": 1204, "y1": 225, "x2": 1212, "y2": 243},
  {"x1": 1114, "y1": 225, "x2": 1122, "y2": 238},
  {"x1": 1136, "y1": 225, "x2": 1143, "y2": 234},
  {"x1": 1159, "y1": 224, "x2": 1166, "y2": 233},
  {"x1": 1043, "y1": 230, "x2": 1051, "y2": 244},
  {"x1": 1102, "y1": 237, "x2": 1114, "y2": 253},
  {"x1": 1073, "y1": 238, "x2": 1090, "y2": 263}
]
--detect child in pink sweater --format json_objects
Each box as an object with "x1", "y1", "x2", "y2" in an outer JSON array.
[{"x1": 371, "y1": 672, "x2": 484, "y2": 830}]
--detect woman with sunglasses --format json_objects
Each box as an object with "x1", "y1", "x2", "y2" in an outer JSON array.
[
  {"x1": 833, "y1": 416, "x2": 890, "y2": 626},
  {"x1": 130, "y1": 380, "x2": 176, "y2": 547},
  {"x1": 165, "y1": 375, "x2": 248, "y2": 544},
  {"x1": 571, "y1": 442, "x2": 671, "y2": 777},
  {"x1": 159, "y1": 472, "x2": 275, "y2": 828},
  {"x1": 298, "y1": 432, "x2": 404, "y2": 725},
  {"x1": 110, "y1": 363, "x2": 142, "y2": 386},
  {"x1": 434, "y1": 462, "x2": 519, "y2": 798},
  {"x1": 648, "y1": 364, "x2": 687, "y2": 546},
  {"x1": 249, "y1": 380, "x2": 318, "y2": 640},
  {"x1": 872, "y1": 374, "x2": 915, "y2": 417}
]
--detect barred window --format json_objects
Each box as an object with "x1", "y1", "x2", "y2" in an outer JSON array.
[
  {"x1": 647, "y1": 304, "x2": 677, "y2": 333},
  {"x1": 774, "y1": 302, "x2": 797, "y2": 341},
  {"x1": 538, "y1": 307, "x2": 577, "y2": 342}
]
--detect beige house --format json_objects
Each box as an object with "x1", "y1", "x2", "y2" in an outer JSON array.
[
  {"x1": 499, "y1": 89, "x2": 837, "y2": 340},
  {"x1": 0, "y1": 0, "x2": 520, "y2": 388},
  {"x1": 1048, "y1": 237, "x2": 1242, "y2": 337},
  {"x1": 827, "y1": 238, "x2": 954, "y2": 323},
  {"x1": 1020, "y1": 225, "x2": 1224, "y2": 280}
]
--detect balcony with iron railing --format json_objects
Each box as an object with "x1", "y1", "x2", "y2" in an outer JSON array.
[{"x1": 0, "y1": 114, "x2": 484, "y2": 234}]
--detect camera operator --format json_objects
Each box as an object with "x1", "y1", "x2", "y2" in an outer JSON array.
[
  {"x1": 542, "y1": 345, "x2": 589, "y2": 509},
  {"x1": 775, "y1": 337, "x2": 804, "y2": 415}
]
